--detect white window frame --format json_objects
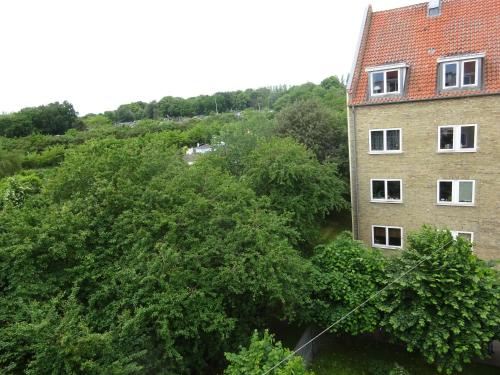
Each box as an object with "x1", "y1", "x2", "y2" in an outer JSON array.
[
  {"x1": 370, "y1": 69, "x2": 401, "y2": 96},
  {"x1": 461, "y1": 59, "x2": 479, "y2": 87},
  {"x1": 442, "y1": 62, "x2": 459, "y2": 89},
  {"x1": 369, "y1": 128, "x2": 402, "y2": 154},
  {"x1": 451, "y1": 230, "x2": 474, "y2": 243},
  {"x1": 370, "y1": 179, "x2": 403, "y2": 203},
  {"x1": 371, "y1": 225, "x2": 403, "y2": 249},
  {"x1": 437, "y1": 124, "x2": 477, "y2": 152},
  {"x1": 440, "y1": 57, "x2": 481, "y2": 90},
  {"x1": 436, "y1": 180, "x2": 475, "y2": 206}
]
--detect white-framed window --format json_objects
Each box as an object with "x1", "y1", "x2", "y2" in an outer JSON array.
[
  {"x1": 439, "y1": 55, "x2": 482, "y2": 90},
  {"x1": 451, "y1": 230, "x2": 474, "y2": 244},
  {"x1": 372, "y1": 225, "x2": 403, "y2": 249},
  {"x1": 461, "y1": 60, "x2": 479, "y2": 87},
  {"x1": 371, "y1": 179, "x2": 402, "y2": 203},
  {"x1": 438, "y1": 124, "x2": 477, "y2": 152},
  {"x1": 437, "y1": 180, "x2": 475, "y2": 206},
  {"x1": 370, "y1": 70, "x2": 400, "y2": 96},
  {"x1": 369, "y1": 128, "x2": 402, "y2": 153},
  {"x1": 443, "y1": 62, "x2": 459, "y2": 88}
]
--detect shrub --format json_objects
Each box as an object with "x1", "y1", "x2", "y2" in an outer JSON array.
[
  {"x1": 224, "y1": 330, "x2": 312, "y2": 375},
  {"x1": 379, "y1": 226, "x2": 500, "y2": 373},
  {"x1": 0, "y1": 150, "x2": 22, "y2": 178},
  {"x1": 22, "y1": 145, "x2": 66, "y2": 169},
  {"x1": 308, "y1": 232, "x2": 386, "y2": 334}
]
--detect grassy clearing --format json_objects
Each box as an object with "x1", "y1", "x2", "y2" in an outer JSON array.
[{"x1": 311, "y1": 335, "x2": 498, "y2": 375}]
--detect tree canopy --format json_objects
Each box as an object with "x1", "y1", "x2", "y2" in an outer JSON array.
[
  {"x1": 0, "y1": 136, "x2": 313, "y2": 373},
  {"x1": 379, "y1": 226, "x2": 500, "y2": 374},
  {"x1": 0, "y1": 101, "x2": 81, "y2": 137}
]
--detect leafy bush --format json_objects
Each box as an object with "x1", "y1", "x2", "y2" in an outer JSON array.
[
  {"x1": 21, "y1": 145, "x2": 66, "y2": 169},
  {"x1": 379, "y1": 226, "x2": 500, "y2": 373},
  {"x1": 1, "y1": 173, "x2": 42, "y2": 208},
  {"x1": 0, "y1": 150, "x2": 22, "y2": 178},
  {"x1": 224, "y1": 330, "x2": 312, "y2": 375},
  {"x1": 389, "y1": 363, "x2": 410, "y2": 375},
  {"x1": 308, "y1": 232, "x2": 386, "y2": 334}
]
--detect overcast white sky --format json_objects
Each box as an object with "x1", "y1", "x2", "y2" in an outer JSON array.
[{"x1": 0, "y1": 0, "x2": 422, "y2": 115}]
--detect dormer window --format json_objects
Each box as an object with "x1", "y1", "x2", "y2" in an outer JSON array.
[
  {"x1": 371, "y1": 70, "x2": 399, "y2": 95},
  {"x1": 438, "y1": 54, "x2": 483, "y2": 90},
  {"x1": 428, "y1": 0, "x2": 441, "y2": 17},
  {"x1": 366, "y1": 63, "x2": 408, "y2": 98}
]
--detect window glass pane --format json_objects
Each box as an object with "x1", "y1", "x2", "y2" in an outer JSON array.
[
  {"x1": 386, "y1": 130, "x2": 400, "y2": 150},
  {"x1": 371, "y1": 131, "x2": 384, "y2": 151},
  {"x1": 372, "y1": 180, "x2": 386, "y2": 199},
  {"x1": 460, "y1": 126, "x2": 475, "y2": 149},
  {"x1": 444, "y1": 63, "x2": 457, "y2": 87},
  {"x1": 387, "y1": 181, "x2": 401, "y2": 200},
  {"x1": 439, "y1": 181, "x2": 452, "y2": 202},
  {"x1": 386, "y1": 70, "x2": 399, "y2": 92},
  {"x1": 457, "y1": 232, "x2": 472, "y2": 242},
  {"x1": 388, "y1": 228, "x2": 402, "y2": 246},
  {"x1": 440, "y1": 127, "x2": 454, "y2": 150},
  {"x1": 373, "y1": 227, "x2": 386, "y2": 245},
  {"x1": 372, "y1": 72, "x2": 384, "y2": 94},
  {"x1": 463, "y1": 61, "x2": 476, "y2": 85},
  {"x1": 458, "y1": 181, "x2": 473, "y2": 203}
]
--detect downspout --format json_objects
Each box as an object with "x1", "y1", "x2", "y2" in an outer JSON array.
[
  {"x1": 347, "y1": 103, "x2": 360, "y2": 239},
  {"x1": 346, "y1": 5, "x2": 371, "y2": 240}
]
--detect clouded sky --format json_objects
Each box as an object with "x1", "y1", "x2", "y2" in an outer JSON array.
[{"x1": 0, "y1": 0, "x2": 421, "y2": 115}]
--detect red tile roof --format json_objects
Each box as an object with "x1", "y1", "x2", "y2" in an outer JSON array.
[{"x1": 348, "y1": 0, "x2": 500, "y2": 105}]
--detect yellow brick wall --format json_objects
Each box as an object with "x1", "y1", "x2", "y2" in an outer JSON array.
[{"x1": 348, "y1": 95, "x2": 500, "y2": 260}]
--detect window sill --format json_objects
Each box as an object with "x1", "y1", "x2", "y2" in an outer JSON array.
[
  {"x1": 439, "y1": 86, "x2": 481, "y2": 94},
  {"x1": 369, "y1": 151, "x2": 403, "y2": 155},
  {"x1": 372, "y1": 244, "x2": 403, "y2": 250},
  {"x1": 437, "y1": 149, "x2": 477, "y2": 153},
  {"x1": 370, "y1": 92, "x2": 402, "y2": 97},
  {"x1": 436, "y1": 202, "x2": 475, "y2": 207},
  {"x1": 370, "y1": 200, "x2": 403, "y2": 204}
]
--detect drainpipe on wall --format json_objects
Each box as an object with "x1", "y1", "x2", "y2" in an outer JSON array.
[{"x1": 347, "y1": 103, "x2": 360, "y2": 239}]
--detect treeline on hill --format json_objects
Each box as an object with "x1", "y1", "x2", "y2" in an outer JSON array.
[
  {"x1": 0, "y1": 77, "x2": 498, "y2": 374},
  {"x1": 92, "y1": 76, "x2": 346, "y2": 123},
  {"x1": 0, "y1": 101, "x2": 84, "y2": 138}
]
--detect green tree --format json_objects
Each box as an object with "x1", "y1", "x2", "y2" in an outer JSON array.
[
  {"x1": 224, "y1": 330, "x2": 313, "y2": 375},
  {"x1": 242, "y1": 137, "x2": 348, "y2": 243},
  {"x1": 308, "y1": 232, "x2": 386, "y2": 334},
  {"x1": 0, "y1": 101, "x2": 79, "y2": 137},
  {"x1": 0, "y1": 136, "x2": 313, "y2": 373},
  {"x1": 379, "y1": 226, "x2": 500, "y2": 374},
  {"x1": 276, "y1": 100, "x2": 348, "y2": 177}
]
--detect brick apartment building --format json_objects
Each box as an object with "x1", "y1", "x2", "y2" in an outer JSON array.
[{"x1": 346, "y1": 0, "x2": 500, "y2": 259}]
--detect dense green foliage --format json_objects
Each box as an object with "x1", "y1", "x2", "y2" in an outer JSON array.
[
  {"x1": 100, "y1": 76, "x2": 345, "y2": 123},
  {"x1": 379, "y1": 226, "x2": 500, "y2": 374},
  {"x1": 0, "y1": 101, "x2": 82, "y2": 137},
  {"x1": 308, "y1": 233, "x2": 386, "y2": 334},
  {"x1": 0, "y1": 135, "x2": 317, "y2": 373},
  {"x1": 276, "y1": 99, "x2": 348, "y2": 177},
  {"x1": 224, "y1": 330, "x2": 312, "y2": 375},
  {"x1": 242, "y1": 138, "x2": 348, "y2": 243}
]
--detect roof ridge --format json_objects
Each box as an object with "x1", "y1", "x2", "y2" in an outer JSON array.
[{"x1": 372, "y1": 1, "x2": 427, "y2": 14}]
